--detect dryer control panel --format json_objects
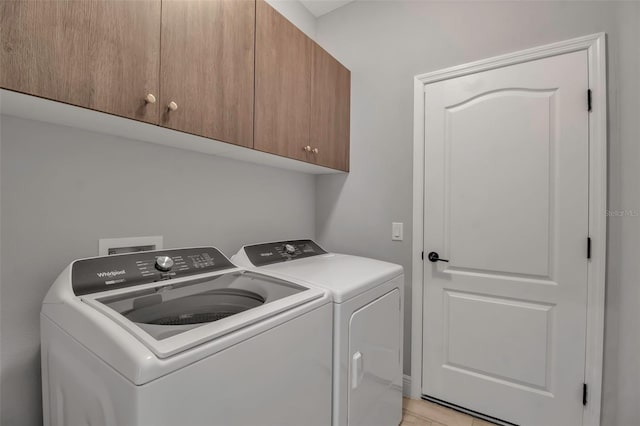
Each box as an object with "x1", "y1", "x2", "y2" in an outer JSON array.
[
  {"x1": 72, "y1": 247, "x2": 235, "y2": 295},
  {"x1": 244, "y1": 240, "x2": 327, "y2": 267}
]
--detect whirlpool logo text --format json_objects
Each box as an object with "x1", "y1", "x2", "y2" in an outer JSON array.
[{"x1": 96, "y1": 270, "x2": 126, "y2": 279}]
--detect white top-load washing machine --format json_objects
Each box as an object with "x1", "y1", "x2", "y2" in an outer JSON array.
[
  {"x1": 41, "y1": 246, "x2": 333, "y2": 426},
  {"x1": 232, "y1": 240, "x2": 404, "y2": 426}
]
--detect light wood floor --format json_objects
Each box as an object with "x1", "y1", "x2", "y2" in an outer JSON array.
[{"x1": 401, "y1": 398, "x2": 496, "y2": 426}]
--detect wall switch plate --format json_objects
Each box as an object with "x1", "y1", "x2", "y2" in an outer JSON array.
[{"x1": 392, "y1": 222, "x2": 403, "y2": 241}]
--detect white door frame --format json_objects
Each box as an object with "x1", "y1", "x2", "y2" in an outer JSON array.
[{"x1": 410, "y1": 33, "x2": 607, "y2": 426}]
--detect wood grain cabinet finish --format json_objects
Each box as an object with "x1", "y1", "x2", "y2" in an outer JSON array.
[
  {"x1": 1, "y1": 0, "x2": 350, "y2": 171},
  {"x1": 254, "y1": 0, "x2": 312, "y2": 162},
  {"x1": 310, "y1": 43, "x2": 350, "y2": 171},
  {"x1": 160, "y1": 0, "x2": 255, "y2": 147},
  {"x1": 0, "y1": 0, "x2": 161, "y2": 123}
]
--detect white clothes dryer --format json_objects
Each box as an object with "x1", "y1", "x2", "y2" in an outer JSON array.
[
  {"x1": 232, "y1": 240, "x2": 404, "y2": 426},
  {"x1": 41, "y1": 246, "x2": 332, "y2": 426}
]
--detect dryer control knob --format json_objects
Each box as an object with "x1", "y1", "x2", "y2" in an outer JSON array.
[
  {"x1": 155, "y1": 256, "x2": 174, "y2": 272},
  {"x1": 284, "y1": 244, "x2": 296, "y2": 255}
]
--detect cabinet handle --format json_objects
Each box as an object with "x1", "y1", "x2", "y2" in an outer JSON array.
[
  {"x1": 303, "y1": 145, "x2": 311, "y2": 152},
  {"x1": 144, "y1": 94, "x2": 156, "y2": 104},
  {"x1": 312, "y1": 148, "x2": 319, "y2": 154},
  {"x1": 167, "y1": 101, "x2": 178, "y2": 111}
]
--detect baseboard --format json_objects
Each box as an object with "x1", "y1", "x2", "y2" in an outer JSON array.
[{"x1": 403, "y1": 374, "x2": 412, "y2": 397}]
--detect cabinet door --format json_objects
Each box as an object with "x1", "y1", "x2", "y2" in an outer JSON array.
[
  {"x1": 160, "y1": 0, "x2": 255, "y2": 147},
  {"x1": 0, "y1": 0, "x2": 160, "y2": 123},
  {"x1": 310, "y1": 44, "x2": 351, "y2": 171},
  {"x1": 254, "y1": 0, "x2": 311, "y2": 161}
]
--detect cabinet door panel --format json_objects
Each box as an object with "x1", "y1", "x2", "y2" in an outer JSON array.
[
  {"x1": 0, "y1": 0, "x2": 160, "y2": 123},
  {"x1": 254, "y1": 0, "x2": 311, "y2": 161},
  {"x1": 310, "y1": 44, "x2": 350, "y2": 171},
  {"x1": 160, "y1": 0, "x2": 255, "y2": 147}
]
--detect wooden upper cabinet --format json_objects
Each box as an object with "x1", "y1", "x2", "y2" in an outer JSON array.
[
  {"x1": 160, "y1": 0, "x2": 255, "y2": 147},
  {"x1": 0, "y1": 0, "x2": 161, "y2": 123},
  {"x1": 310, "y1": 43, "x2": 351, "y2": 171},
  {"x1": 254, "y1": 0, "x2": 311, "y2": 161},
  {"x1": 1, "y1": 0, "x2": 350, "y2": 171}
]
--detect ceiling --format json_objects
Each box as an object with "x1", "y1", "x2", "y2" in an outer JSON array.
[{"x1": 299, "y1": 0, "x2": 355, "y2": 17}]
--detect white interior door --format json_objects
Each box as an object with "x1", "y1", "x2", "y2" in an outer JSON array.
[{"x1": 421, "y1": 51, "x2": 589, "y2": 426}]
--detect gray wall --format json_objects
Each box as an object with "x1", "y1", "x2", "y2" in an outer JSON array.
[
  {"x1": 266, "y1": 0, "x2": 317, "y2": 39},
  {"x1": 314, "y1": 1, "x2": 640, "y2": 425},
  {"x1": 0, "y1": 115, "x2": 316, "y2": 426}
]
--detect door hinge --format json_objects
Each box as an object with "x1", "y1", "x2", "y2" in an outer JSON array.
[
  {"x1": 583, "y1": 383, "x2": 588, "y2": 406},
  {"x1": 587, "y1": 237, "x2": 592, "y2": 259},
  {"x1": 587, "y1": 89, "x2": 592, "y2": 112}
]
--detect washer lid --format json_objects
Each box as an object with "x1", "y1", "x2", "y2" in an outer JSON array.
[
  {"x1": 82, "y1": 270, "x2": 324, "y2": 358},
  {"x1": 251, "y1": 253, "x2": 403, "y2": 303}
]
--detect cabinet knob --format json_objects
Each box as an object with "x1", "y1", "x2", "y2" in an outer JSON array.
[
  {"x1": 167, "y1": 101, "x2": 178, "y2": 111},
  {"x1": 144, "y1": 93, "x2": 156, "y2": 104},
  {"x1": 312, "y1": 148, "x2": 319, "y2": 154},
  {"x1": 303, "y1": 145, "x2": 311, "y2": 152}
]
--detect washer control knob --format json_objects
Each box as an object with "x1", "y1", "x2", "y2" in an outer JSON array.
[
  {"x1": 155, "y1": 256, "x2": 174, "y2": 272},
  {"x1": 284, "y1": 244, "x2": 296, "y2": 255}
]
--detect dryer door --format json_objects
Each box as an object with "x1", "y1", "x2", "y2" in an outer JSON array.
[{"x1": 348, "y1": 289, "x2": 402, "y2": 426}]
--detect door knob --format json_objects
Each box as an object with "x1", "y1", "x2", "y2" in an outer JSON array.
[
  {"x1": 427, "y1": 252, "x2": 449, "y2": 263},
  {"x1": 303, "y1": 145, "x2": 311, "y2": 152},
  {"x1": 144, "y1": 93, "x2": 156, "y2": 104},
  {"x1": 167, "y1": 101, "x2": 178, "y2": 111},
  {"x1": 312, "y1": 148, "x2": 319, "y2": 154}
]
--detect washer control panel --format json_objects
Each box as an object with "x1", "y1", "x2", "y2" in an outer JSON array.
[
  {"x1": 72, "y1": 247, "x2": 235, "y2": 296},
  {"x1": 244, "y1": 240, "x2": 327, "y2": 267}
]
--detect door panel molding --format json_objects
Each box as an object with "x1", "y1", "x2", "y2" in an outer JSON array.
[
  {"x1": 443, "y1": 290, "x2": 555, "y2": 391},
  {"x1": 444, "y1": 88, "x2": 557, "y2": 112},
  {"x1": 444, "y1": 89, "x2": 556, "y2": 278},
  {"x1": 411, "y1": 33, "x2": 607, "y2": 426}
]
